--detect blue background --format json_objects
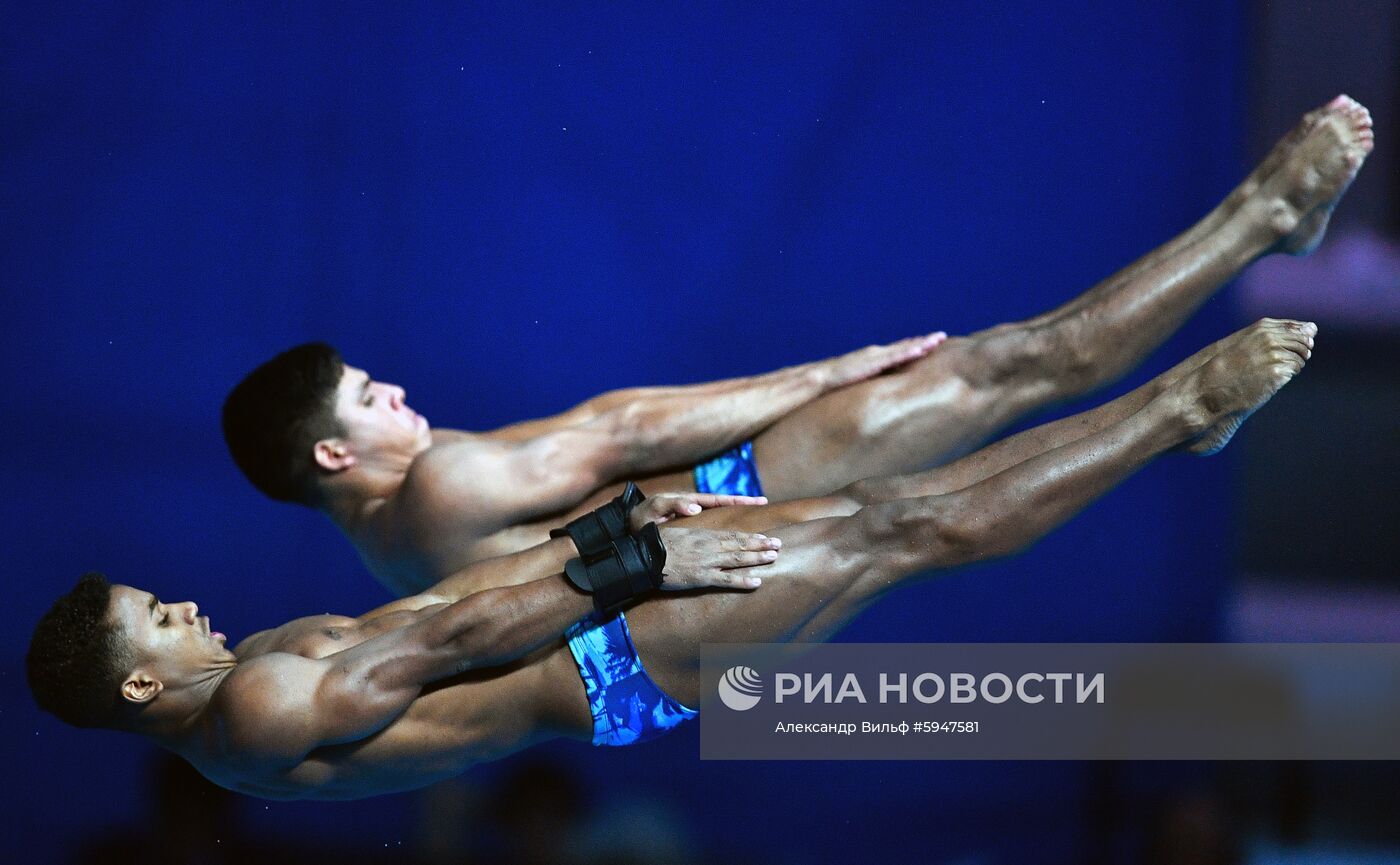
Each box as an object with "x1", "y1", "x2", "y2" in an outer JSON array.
[{"x1": 3, "y1": 2, "x2": 1252, "y2": 861}]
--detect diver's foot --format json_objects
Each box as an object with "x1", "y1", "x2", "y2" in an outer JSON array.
[
  {"x1": 1244, "y1": 95, "x2": 1373, "y2": 256},
  {"x1": 1175, "y1": 318, "x2": 1314, "y2": 456},
  {"x1": 1218, "y1": 94, "x2": 1340, "y2": 215}
]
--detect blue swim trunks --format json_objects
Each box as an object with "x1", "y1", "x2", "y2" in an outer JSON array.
[
  {"x1": 565, "y1": 612, "x2": 697, "y2": 746},
  {"x1": 562, "y1": 443, "x2": 763, "y2": 746},
  {"x1": 693, "y1": 440, "x2": 765, "y2": 497}
]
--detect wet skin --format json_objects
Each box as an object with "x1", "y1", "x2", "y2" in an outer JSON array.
[
  {"x1": 313, "y1": 97, "x2": 1370, "y2": 598},
  {"x1": 135, "y1": 317, "x2": 1314, "y2": 799}
]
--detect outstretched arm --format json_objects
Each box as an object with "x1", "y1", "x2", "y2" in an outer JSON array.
[
  {"x1": 488, "y1": 334, "x2": 943, "y2": 468},
  {"x1": 361, "y1": 522, "x2": 782, "y2": 618},
  {"x1": 226, "y1": 575, "x2": 598, "y2": 763},
  {"x1": 231, "y1": 520, "x2": 783, "y2": 763},
  {"x1": 425, "y1": 335, "x2": 943, "y2": 523}
]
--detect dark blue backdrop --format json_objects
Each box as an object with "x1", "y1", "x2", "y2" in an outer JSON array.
[{"x1": 4, "y1": 3, "x2": 1248, "y2": 862}]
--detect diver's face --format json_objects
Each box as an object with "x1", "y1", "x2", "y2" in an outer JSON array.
[
  {"x1": 330, "y1": 365, "x2": 433, "y2": 459},
  {"x1": 107, "y1": 584, "x2": 233, "y2": 685}
]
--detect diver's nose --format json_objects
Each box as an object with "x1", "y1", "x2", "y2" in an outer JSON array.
[
  {"x1": 184, "y1": 602, "x2": 199, "y2": 624},
  {"x1": 390, "y1": 385, "x2": 406, "y2": 410}
]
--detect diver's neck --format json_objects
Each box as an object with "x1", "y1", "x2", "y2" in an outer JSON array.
[
  {"x1": 140, "y1": 664, "x2": 237, "y2": 750},
  {"x1": 319, "y1": 465, "x2": 407, "y2": 538}
]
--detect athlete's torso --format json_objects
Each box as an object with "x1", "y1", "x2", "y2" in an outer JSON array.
[
  {"x1": 350, "y1": 431, "x2": 693, "y2": 595},
  {"x1": 192, "y1": 611, "x2": 591, "y2": 800}
]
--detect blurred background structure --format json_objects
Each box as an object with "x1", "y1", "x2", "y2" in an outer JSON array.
[{"x1": 2, "y1": 2, "x2": 1395, "y2": 863}]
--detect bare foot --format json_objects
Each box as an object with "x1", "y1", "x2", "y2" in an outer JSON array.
[
  {"x1": 1245, "y1": 95, "x2": 1373, "y2": 255},
  {"x1": 1282, "y1": 96, "x2": 1375, "y2": 254},
  {"x1": 1176, "y1": 318, "x2": 1315, "y2": 455},
  {"x1": 1153, "y1": 323, "x2": 1256, "y2": 391},
  {"x1": 1168, "y1": 98, "x2": 1340, "y2": 253},
  {"x1": 1219, "y1": 95, "x2": 1342, "y2": 215},
  {"x1": 1146, "y1": 313, "x2": 1294, "y2": 399}
]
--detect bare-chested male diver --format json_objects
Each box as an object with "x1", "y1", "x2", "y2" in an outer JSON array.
[
  {"x1": 222, "y1": 96, "x2": 1372, "y2": 598},
  {"x1": 32, "y1": 318, "x2": 1313, "y2": 799}
]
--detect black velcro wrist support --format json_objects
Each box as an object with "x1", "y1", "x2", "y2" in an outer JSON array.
[
  {"x1": 549, "y1": 482, "x2": 646, "y2": 561},
  {"x1": 563, "y1": 522, "x2": 667, "y2": 617}
]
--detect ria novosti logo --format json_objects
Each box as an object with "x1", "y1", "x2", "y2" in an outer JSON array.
[{"x1": 717, "y1": 666, "x2": 764, "y2": 711}]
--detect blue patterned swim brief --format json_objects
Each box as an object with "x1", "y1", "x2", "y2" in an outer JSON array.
[
  {"x1": 693, "y1": 440, "x2": 765, "y2": 497},
  {"x1": 565, "y1": 612, "x2": 698, "y2": 746}
]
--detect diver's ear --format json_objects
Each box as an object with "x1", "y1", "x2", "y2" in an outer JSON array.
[
  {"x1": 314, "y1": 438, "x2": 356, "y2": 472},
  {"x1": 121, "y1": 672, "x2": 163, "y2": 705}
]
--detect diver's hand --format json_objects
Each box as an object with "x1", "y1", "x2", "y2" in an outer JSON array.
[
  {"x1": 655, "y1": 526, "x2": 781, "y2": 590},
  {"x1": 812, "y1": 332, "x2": 947, "y2": 390},
  {"x1": 628, "y1": 493, "x2": 768, "y2": 532}
]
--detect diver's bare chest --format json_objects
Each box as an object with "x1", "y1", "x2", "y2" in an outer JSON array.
[{"x1": 234, "y1": 614, "x2": 375, "y2": 661}]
